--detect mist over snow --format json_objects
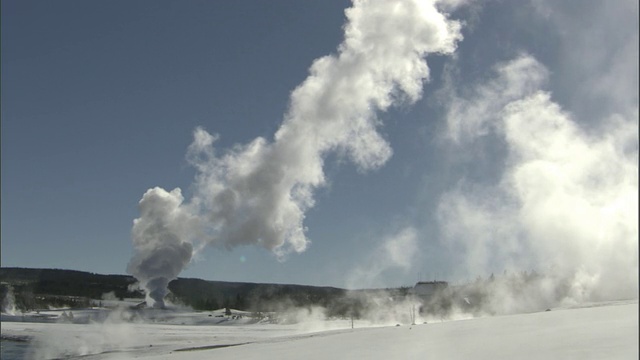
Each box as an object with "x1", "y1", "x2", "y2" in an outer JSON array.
[{"x1": 128, "y1": 0, "x2": 463, "y2": 306}]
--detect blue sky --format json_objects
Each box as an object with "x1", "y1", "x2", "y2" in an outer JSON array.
[{"x1": 2, "y1": 0, "x2": 637, "y2": 294}]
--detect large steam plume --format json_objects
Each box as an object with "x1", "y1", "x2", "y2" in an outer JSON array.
[
  {"x1": 438, "y1": 54, "x2": 638, "y2": 305},
  {"x1": 128, "y1": 0, "x2": 462, "y2": 307}
]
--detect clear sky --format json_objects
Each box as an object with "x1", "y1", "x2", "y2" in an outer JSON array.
[{"x1": 2, "y1": 0, "x2": 638, "y2": 293}]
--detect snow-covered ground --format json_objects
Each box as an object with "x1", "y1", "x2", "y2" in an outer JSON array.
[{"x1": 1, "y1": 300, "x2": 637, "y2": 360}]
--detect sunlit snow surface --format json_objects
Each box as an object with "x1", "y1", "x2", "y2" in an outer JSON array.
[{"x1": 1, "y1": 300, "x2": 637, "y2": 360}]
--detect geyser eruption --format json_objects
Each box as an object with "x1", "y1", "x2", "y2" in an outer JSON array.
[
  {"x1": 128, "y1": 188, "x2": 196, "y2": 308},
  {"x1": 128, "y1": 0, "x2": 462, "y2": 306}
]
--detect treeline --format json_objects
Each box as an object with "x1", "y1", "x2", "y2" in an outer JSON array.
[
  {"x1": 418, "y1": 270, "x2": 583, "y2": 317},
  {"x1": 167, "y1": 277, "x2": 347, "y2": 314},
  {"x1": 0, "y1": 268, "x2": 378, "y2": 317},
  {"x1": 3, "y1": 267, "x2": 573, "y2": 320},
  {"x1": 170, "y1": 284, "x2": 414, "y2": 320},
  {"x1": 1, "y1": 268, "x2": 143, "y2": 311}
]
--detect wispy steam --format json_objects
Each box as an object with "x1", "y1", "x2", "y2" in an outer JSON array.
[
  {"x1": 531, "y1": 0, "x2": 638, "y2": 121},
  {"x1": 346, "y1": 227, "x2": 418, "y2": 289},
  {"x1": 445, "y1": 55, "x2": 549, "y2": 143},
  {"x1": 129, "y1": 0, "x2": 462, "y2": 306},
  {"x1": 438, "y1": 54, "x2": 639, "y2": 304}
]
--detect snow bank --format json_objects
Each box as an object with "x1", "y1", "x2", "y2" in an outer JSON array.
[
  {"x1": 1, "y1": 300, "x2": 636, "y2": 360},
  {"x1": 150, "y1": 301, "x2": 638, "y2": 360}
]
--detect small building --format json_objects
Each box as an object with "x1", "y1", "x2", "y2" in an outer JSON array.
[
  {"x1": 412, "y1": 281, "x2": 448, "y2": 299},
  {"x1": 132, "y1": 301, "x2": 147, "y2": 309}
]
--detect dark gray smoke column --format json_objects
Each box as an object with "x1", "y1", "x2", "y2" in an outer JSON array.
[{"x1": 128, "y1": 0, "x2": 463, "y2": 306}]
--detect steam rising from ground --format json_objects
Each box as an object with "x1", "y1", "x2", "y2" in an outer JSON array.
[
  {"x1": 27, "y1": 308, "x2": 141, "y2": 360},
  {"x1": 128, "y1": 0, "x2": 462, "y2": 307},
  {"x1": 1, "y1": 285, "x2": 18, "y2": 315},
  {"x1": 438, "y1": 54, "x2": 638, "y2": 305}
]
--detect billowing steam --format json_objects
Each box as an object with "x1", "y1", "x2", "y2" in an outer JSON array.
[
  {"x1": 438, "y1": 54, "x2": 639, "y2": 305},
  {"x1": 128, "y1": 0, "x2": 462, "y2": 307},
  {"x1": 128, "y1": 188, "x2": 197, "y2": 308}
]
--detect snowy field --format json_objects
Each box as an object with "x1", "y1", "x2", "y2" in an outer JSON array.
[{"x1": 1, "y1": 299, "x2": 637, "y2": 360}]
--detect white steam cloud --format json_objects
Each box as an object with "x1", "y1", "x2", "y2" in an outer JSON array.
[
  {"x1": 128, "y1": 0, "x2": 462, "y2": 307},
  {"x1": 439, "y1": 54, "x2": 639, "y2": 304}
]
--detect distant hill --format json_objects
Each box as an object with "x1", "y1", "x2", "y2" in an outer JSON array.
[{"x1": 0, "y1": 267, "x2": 348, "y2": 314}]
